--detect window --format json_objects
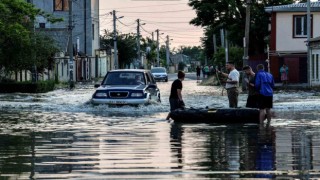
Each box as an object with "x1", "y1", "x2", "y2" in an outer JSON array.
[
  {"x1": 293, "y1": 15, "x2": 313, "y2": 38},
  {"x1": 39, "y1": 23, "x2": 46, "y2": 28},
  {"x1": 54, "y1": 0, "x2": 69, "y2": 11}
]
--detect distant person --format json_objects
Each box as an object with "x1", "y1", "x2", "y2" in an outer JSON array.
[
  {"x1": 243, "y1": 65, "x2": 259, "y2": 108},
  {"x1": 202, "y1": 66, "x2": 205, "y2": 78},
  {"x1": 255, "y1": 64, "x2": 275, "y2": 123},
  {"x1": 217, "y1": 61, "x2": 240, "y2": 108},
  {"x1": 204, "y1": 65, "x2": 209, "y2": 78},
  {"x1": 166, "y1": 71, "x2": 185, "y2": 120},
  {"x1": 280, "y1": 64, "x2": 288, "y2": 88},
  {"x1": 196, "y1": 66, "x2": 201, "y2": 82}
]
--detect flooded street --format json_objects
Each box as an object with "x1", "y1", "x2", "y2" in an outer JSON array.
[{"x1": 1, "y1": 73, "x2": 320, "y2": 179}]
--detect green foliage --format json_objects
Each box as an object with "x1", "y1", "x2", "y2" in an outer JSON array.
[
  {"x1": 188, "y1": 0, "x2": 294, "y2": 58},
  {"x1": 0, "y1": 80, "x2": 56, "y2": 93},
  {"x1": 0, "y1": 0, "x2": 60, "y2": 76},
  {"x1": 213, "y1": 46, "x2": 244, "y2": 68},
  {"x1": 177, "y1": 46, "x2": 205, "y2": 64},
  {"x1": 141, "y1": 37, "x2": 157, "y2": 67},
  {"x1": 100, "y1": 30, "x2": 137, "y2": 68}
]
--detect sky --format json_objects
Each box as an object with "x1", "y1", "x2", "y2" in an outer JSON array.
[{"x1": 99, "y1": 0, "x2": 204, "y2": 50}]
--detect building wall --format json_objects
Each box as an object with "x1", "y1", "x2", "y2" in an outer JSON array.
[
  {"x1": 31, "y1": 0, "x2": 99, "y2": 57},
  {"x1": 276, "y1": 12, "x2": 320, "y2": 52},
  {"x1": 311, "y1": 49, "x2": 320, "y2": 85}
]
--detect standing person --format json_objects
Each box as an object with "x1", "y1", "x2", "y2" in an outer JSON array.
[
  {"x1": 204, "y1": 65, "x2": 209, "y2": 78},
  {"x1": 166, "y1": 71, "x2": 185, "y2": 120},
  {"x1": 196, "y1": 66, "x2": 201, "y2": 82},
  {"x1": 243, "y1": 65, "x2": 259, "y2": 108},
  {"x1": 280, "y1": 64, "x2": 289, "y2": 88},
  {"x1": 255, "y1": 64, "x2": 275, "y2": 123},
  {"x1": 217, "y1": 61, "x2": 240, "y2": 108}
]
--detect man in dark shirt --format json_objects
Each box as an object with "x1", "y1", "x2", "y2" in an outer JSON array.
[
  {"x1": 243, "y1": 65, "x2": 259, "y2": 108},
  {"x1": 166, "y1": 71, "x2": 185, "y2": 120},
  {"x1": 196, "y1": 66, "x2": 201, "y2": 82}
]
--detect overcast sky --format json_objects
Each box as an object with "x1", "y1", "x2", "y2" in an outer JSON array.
[{"x1": 99, "y1": 0, "x2": 204, "y2": 50}]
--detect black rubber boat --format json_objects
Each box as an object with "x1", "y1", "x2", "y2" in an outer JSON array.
[{"x1": 170, "y1": 108, "x2": 260, "y2": 124}]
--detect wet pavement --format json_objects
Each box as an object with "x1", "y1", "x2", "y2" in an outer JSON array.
[{"x1": 1, "y1": 73, "x2": 320, "y2": 179}]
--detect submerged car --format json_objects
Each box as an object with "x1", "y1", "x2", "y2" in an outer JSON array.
[
  {"x1": 91, "y1": 69, "x2": 161, "y2": 105},
  {"x1": 151, "y1": 67, "x2": 168, "y2": 82}
]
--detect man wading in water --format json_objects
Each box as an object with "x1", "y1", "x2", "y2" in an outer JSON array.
[
  {"x1": 166, "y1": 71, "x2": 185, "y2": 120},
  {"x1": 217, "y1": 62, "x2": 240, "y2": 108}
]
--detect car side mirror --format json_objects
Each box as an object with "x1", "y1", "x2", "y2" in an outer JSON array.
[{"x1": 94, "y1": 84, "x2": 100, "y2": 88}]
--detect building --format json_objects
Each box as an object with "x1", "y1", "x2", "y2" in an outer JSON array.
[
  {"x1": 28, "y1": 0, "x2": 101, "y2": 82},
  {"x1": 265, "y1": 2, "x2": 320, "y2": 84},
  {"x1": 310, "y1": 36, "x2": 320, "y2": 86},
  {"x1": 170, "y1": 54, "x2": 191, "y2": 72}
]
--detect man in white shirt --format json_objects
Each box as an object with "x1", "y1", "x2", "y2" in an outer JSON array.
[{"x1": 217, "y1": 61, "x2": 240, "y2": 108}]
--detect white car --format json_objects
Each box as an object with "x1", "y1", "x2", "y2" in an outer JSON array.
[{"x1": 151, "y1": 67, "x2": 168, "y2": 82}]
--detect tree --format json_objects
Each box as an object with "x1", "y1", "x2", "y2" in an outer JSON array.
[
  {"x1": 0, "y1": 0, "x2": 61, "y2": 78},
  {"x1": 213, "y1": 46, "x2": 243, "y2": 68},
  {"x1": 178, "y1": 46, "x2": 205, "y2": 64},
  {"x1": 188, "y1": 0, "x2": 294, "y2": 63},
  {"x1": 141, "y1": 37, "x2": 157, "y2": 67},
  {"x1": 100, "y1": 30, "x2": 137, "y2": 68}
]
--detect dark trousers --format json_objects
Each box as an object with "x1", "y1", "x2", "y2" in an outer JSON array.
[{"x1": 227, "y1": 87, "x2": 239, "y2": 108}]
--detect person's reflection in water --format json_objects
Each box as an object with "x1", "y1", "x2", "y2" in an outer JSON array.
[
  {"x1": 256, "y1": 120, "x2": 274, "y2": 178},
  {"x1": 170, "y1": 123, "x2": 184, "y2": 169}
]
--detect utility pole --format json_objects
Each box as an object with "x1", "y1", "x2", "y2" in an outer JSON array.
[
  {"x1": 243, "y1": 0, "x2": 251, "y2": 66},
  {"x1": 68, "y1": 0, "x2": 74, "y2": 88},
  {"x1": 307, "y1": 0, "x2": 311, "y2": 87},
  {"x1": 156, "y1": 29, "x2": 160, "y2": 67},
  {"x1": 242, "y1": 0, "x2": 251, "y2": 91},
  {"x1": 166, "y1": 35, "x2": 170, "y2": 67},
  {"x1": 113, "y1": 10, "x2": 118, "y2": 69},
  {"x1": 225, "y1": 30, "x2": 229, "y2": 63},
  {"x1": 137, "y1": 19, "x2": 141, "y2": 68},
  {"x1": 152, "y1": 32, "x2": 154, "y2": 42},
  {"x1": 213, "y1": 34, "x2": 217, "y2": 54}
]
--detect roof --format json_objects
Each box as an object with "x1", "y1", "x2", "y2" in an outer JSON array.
[
  {"x1": 265, "y1": 2, "x2": 320, "y2": 13},
  {"x1": 309, "y1": 36, "x2": 320, "y2": 42},
  {"x1": 110, "y1": 69, "x2": 150, "y2": 73}
]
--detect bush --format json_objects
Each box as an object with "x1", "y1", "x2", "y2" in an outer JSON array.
[{"x1": 0, "y1": 80, "x2": 55, "y2": 93}]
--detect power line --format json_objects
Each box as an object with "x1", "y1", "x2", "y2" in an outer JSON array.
[
  {"x1": 119, "y1": 9, "x2": 193, "y2": 14},
  {"x1": 99, "y1": 2, "x2": 187, "y2": 10},
  {"x1": 142, "y1": 20, "x2": 191, "y2": 24},
  {"x1": 117, "y1": 19, "x2": 136, "y2": 27},
  {"x1": 140, "y1": 25, "x2": 153, "y2": 36},
  {"x1": 113, "y1": 15, "x2": 196, "y2": 19}
]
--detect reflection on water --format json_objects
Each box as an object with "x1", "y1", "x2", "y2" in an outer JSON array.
[
  {"x1": 1, "y1": 110, "x2": 320, "y2": 179},
  {"x1": 1, "y1": 80, "x2": 320, "y2": 179}
]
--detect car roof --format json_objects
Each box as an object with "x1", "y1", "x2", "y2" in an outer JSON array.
[
  {"x1": 151, "y1": 67, "x2": 165, "y2": 69},
  {"x1": 109, "y1": 69, "x2": 150, "y2": 73}
]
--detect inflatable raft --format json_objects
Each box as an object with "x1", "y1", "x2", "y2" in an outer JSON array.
[{"x1": 170, "y1": 108, "x2": 260, "y2": 124}]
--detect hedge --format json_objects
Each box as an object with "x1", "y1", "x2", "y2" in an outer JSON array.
[{"x1": 0, "y1": 81, "x2": 55, "y2": 93}]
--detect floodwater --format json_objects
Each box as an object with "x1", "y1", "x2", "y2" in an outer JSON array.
[{"x1": 1, "y1": 73, "x2": 320, "y2": 179}]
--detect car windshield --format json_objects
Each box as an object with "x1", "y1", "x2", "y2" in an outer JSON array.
[
  {"x1": 102, "y1": 72, "x2": 146, "y2": 85},
  {"x1": 151, "y1": 68, "x2": 166, "y2": 73}
]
